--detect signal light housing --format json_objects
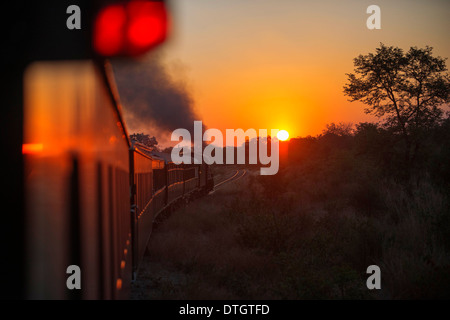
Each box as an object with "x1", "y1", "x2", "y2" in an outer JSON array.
[{"x1": 93, "y1": 1, "x2": 168, "y2": 57}]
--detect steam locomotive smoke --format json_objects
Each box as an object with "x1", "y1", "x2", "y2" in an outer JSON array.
[{"x1": 113, "y1": 54, "x2": 200, "y2": 138}]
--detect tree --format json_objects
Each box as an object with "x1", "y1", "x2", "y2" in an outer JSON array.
[
  {"x1": 344, "y1": 44, "x2": 450, "y2": 167},
  {"x1": 322, "y1": 122, "x2": 354, "y2": 137},
  {"x1": 130, "y1": 133, "x2": 158, "y2": 150}
]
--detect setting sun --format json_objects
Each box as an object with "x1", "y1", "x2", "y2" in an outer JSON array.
[{"x1": 277, "y1": 130, "x2": 289, "y2": 141}]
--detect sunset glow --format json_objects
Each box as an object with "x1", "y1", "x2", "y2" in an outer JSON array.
[{"x1": 153, "y1": 0, "x2": 450, "y2": 140}]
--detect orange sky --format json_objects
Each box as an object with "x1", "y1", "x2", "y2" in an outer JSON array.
[{"x1": 137, "y1": 0, "x2": 450, "y2": 140}]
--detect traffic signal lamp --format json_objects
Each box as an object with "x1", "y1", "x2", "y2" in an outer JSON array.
[{"x1": 93, "y1": 1, "x2": 168, "y2": 57}]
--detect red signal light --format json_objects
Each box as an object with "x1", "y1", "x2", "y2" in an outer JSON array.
[
  {"x1": 127, "y1": 1, "x2": 167, "y2": 55},
  {"x1": 93, "y1": 1, "x2": 168, "y2": 57},
  {"x1": 93, "y1": 5, "x2": 127, "y2": 56}
]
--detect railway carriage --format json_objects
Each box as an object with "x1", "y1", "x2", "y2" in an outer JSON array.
[
  {"x1": 23, "y1": 61, "x2": 132, "y2": 299},
  {"x1": 129, "y1": 144, "x2": 214, "y2": 285},
  {"x1": 4, "y1": 0, "x2": 214, "y2": 299}
]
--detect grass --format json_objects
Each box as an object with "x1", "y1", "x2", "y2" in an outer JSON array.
[{"x1": 131, "y1": 158, "x2": 450, "y2": 299}]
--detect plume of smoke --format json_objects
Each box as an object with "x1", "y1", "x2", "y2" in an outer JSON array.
[{"x1": 113, "y1": 54, "x2": 201, "y2": 142}]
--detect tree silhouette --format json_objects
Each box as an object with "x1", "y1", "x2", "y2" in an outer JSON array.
[
  {"x1": 130, "y1": 133, "x2": 158, "y2": 150},
  {"x1": 344, "y1": 44, "x2": 450, "y2": 168},
  {"x1": 322, "y1": 122, "x2": 354, "y2": 137}
]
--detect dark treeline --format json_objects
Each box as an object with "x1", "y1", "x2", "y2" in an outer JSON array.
[
  {"x1": 211, "y1": 114, "x2": 450, "y2": 189},
  {"x1": 287, "y1": 118, "x2": 450, "y2": 189}
]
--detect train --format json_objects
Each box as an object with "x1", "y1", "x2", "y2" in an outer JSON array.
[
  {"x1": 3, "y1": 0, "x2": 214, "y2": 299},
  {"x1": 130, "y1": 142, "x2": 214, "y2": 283}
]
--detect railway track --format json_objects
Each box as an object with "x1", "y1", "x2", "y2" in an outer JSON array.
[{"x1": 209, "y1": 169, "x2": 247, "y2": 194}]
